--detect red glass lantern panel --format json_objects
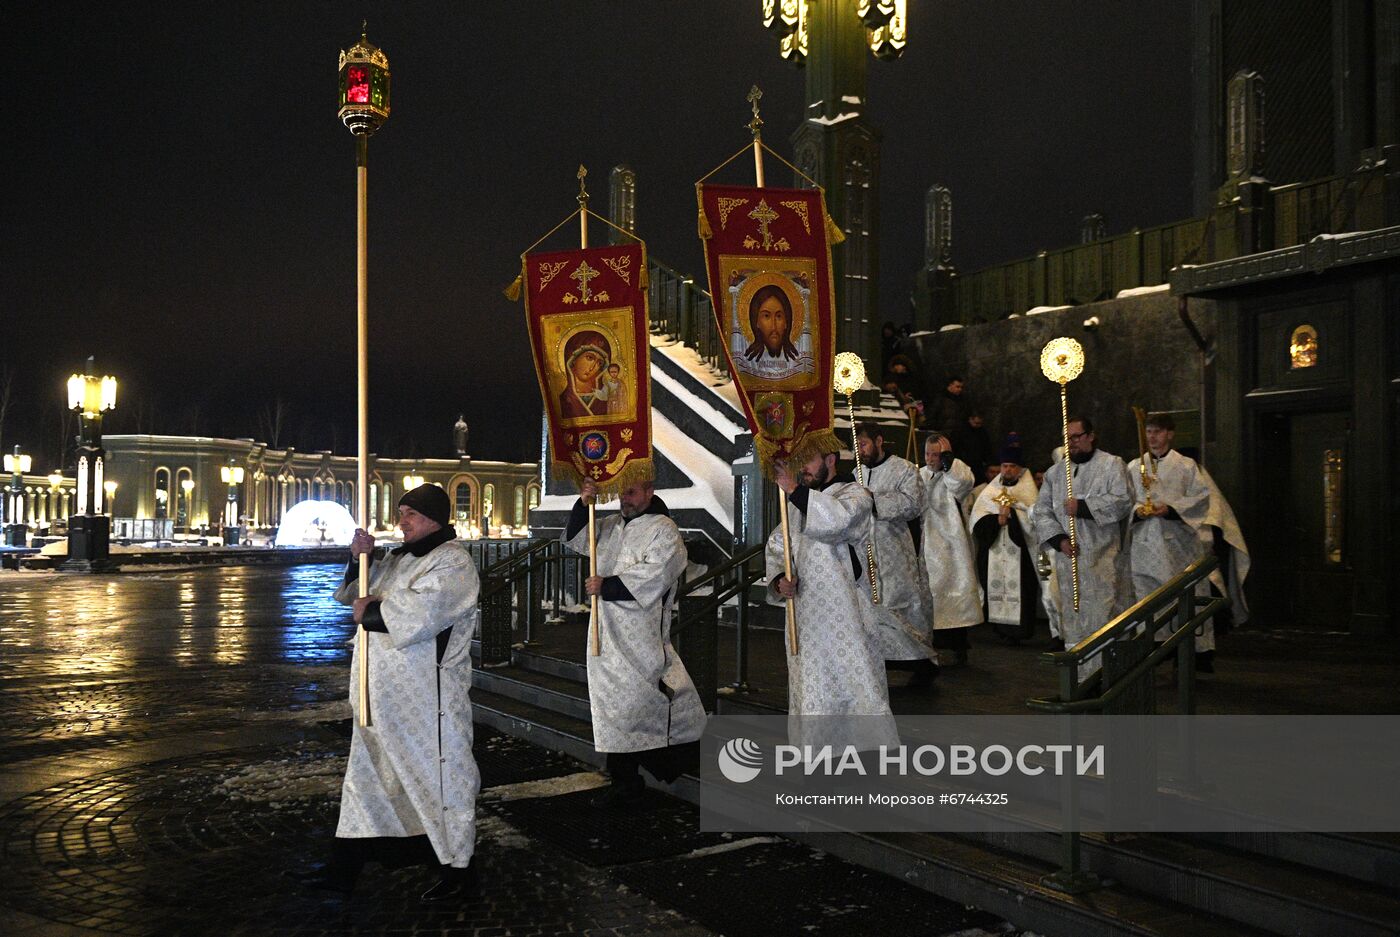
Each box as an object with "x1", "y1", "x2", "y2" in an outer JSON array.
[{"x1": 346, "y1": 66, "x2": 370, "y2": 104}]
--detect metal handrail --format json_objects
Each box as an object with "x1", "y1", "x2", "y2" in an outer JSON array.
[{"x1": 1027, "y1": 553, "x2": 1224, "y2": 711}]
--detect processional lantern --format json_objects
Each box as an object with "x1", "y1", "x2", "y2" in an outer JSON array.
[
  {"x1": 761, "y1": 0, "x2": 909, "y2": 64},
  {"x1": 338, "y1": 26, "x2": 391, "y2": 137},
  {"x1": 833, "y1": 352, "x2": 881, "y2": 605},
  {"x1": 1040, "y1": 337, "x2": 1086, "y2": 612}
]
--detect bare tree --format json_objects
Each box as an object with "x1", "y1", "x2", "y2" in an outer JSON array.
[
  {"x1": 257, "y1": 398, "x2": 288, "y2": 448},
  {"x1": 0, "y1": 366, "x2": 14, "y2": 455}
]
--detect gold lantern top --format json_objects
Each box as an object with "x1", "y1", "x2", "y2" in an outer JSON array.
[{"x1": 338, "y1": 25, "x2": 391, "y2": 136}]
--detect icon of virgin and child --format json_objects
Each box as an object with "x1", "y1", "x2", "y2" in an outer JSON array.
[
  {"x1": 558, "y1": 328, "x2": 626, "y2": 420},
  {"x1": 728, "y1": 272, "x2": 815, "y2": 384}
]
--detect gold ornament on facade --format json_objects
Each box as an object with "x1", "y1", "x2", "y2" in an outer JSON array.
[{"x1": 1289, "y1": 324, "x2": 1318, "y2": 369}]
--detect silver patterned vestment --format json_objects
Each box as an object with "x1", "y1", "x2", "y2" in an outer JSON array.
[
  {"x1": 332, "y1": 540, "x2": 480, "y2": 869},
  {"x1": 766, "y1": 480, "x2": 899, "y2": 751},
  {"x1": 1032, "y1": 449, "x2": 1134, "y2": 654},
  {"x1": 1128, "y1": 450, "x2": 1251, "y2": 647},
  {"x1": 862, "y1": 454, "x2": 936, "y2": 660},
  {"x1": 919, "y1": 458, "x2": 985, "y2": 630},
  {"x1": 564, "y1": 509, "x2": 706, "y2": 753}
]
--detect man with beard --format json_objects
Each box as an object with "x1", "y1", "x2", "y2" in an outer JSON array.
[
  {"x1": 299, "y1": 484, "x2": 480, "y2": 901},
  {"x1": 564, "y1": 476, "x2": 705, "y2": 805},
  {"x1": 920, "y1": 433, "x2": 984, "y2": 665},
  {"x1": 769, "y1": 446, "x2": 898, "y2": 752},
  {"x1": 1127, "y1": 413, "x2": 1250, "y2": 672},
  {"x1": 855, "y1": 422, "x2": 938, "y2": 689},
  {"x1": 1033, "y1": 417, "x2": 1133, "y2": 668},
  {"x1": 970, "y1": 435, "x2": 1041, "y2": 644}
]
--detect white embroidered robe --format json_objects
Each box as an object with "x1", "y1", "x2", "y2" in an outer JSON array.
[
  {"x1": 564, "y1": 509, "x2": 706, "y2": 753},
  {"x1": 766, "y1": 481, "x2": 899, "y2": 751},
  {"x1": 919, "y1": 458, "x2": 985, "y2": 630},
  {"x1": 332, "y1": 540, "x2": 480, "y2": 868},
  {"x1": 969, "y1": 472, "x2": 1041, "y2": 627},
  {"x1": 862, "y1": 454, "x2": 936, "y2": 660},
  {"x1": 1033, "y1": 449, "x2": 1134, "y2": 652}
]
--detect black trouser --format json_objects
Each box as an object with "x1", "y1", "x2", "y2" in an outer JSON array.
[{"x1": 606, "y1": 741, "x2": 700, "y2": 787}]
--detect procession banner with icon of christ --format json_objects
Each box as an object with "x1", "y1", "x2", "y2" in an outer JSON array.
[
  {"x1": 519, "y1": 242, "x2": 653, "y2": 493},
  {"x1": 697, "y1": 183, "x2": 842, "y2": 474}
]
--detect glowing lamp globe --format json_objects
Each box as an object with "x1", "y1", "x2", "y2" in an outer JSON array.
[
  {"x1": 338, "y1": 27, "x2": 391, "y2": 136},
  {"x1": 4, "y1": 453, "x2": 31, "y2": 474},
  {"x1": 68, "y1": 372, "x2": 118, "y2": 417},
  {"x1": 48, "y1": 472, "x2": 63, "y2": 488},
  {"x1": 220, "y1": 465, "x2": 245, "y2": 485}
]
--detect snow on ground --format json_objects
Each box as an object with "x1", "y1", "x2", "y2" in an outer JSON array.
[
  {"x1": 651, "y1": 359, "x2": 747, "y2": 438},
  {"x1": 214, "y1": 745, "x2": 348, "y2": 803},
  {"x1": 477, "y1": 771, "x2": 607, "y2": 803}
]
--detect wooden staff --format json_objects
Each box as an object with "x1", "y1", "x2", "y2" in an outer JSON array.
[
  {"x1": 1058, "y1": 382, "x2": 1081, "y2": 612},
  {"x1": 748, "y1": 86, "x2": 798, "y2": 654},
  {"x1": 579, "y1": 165, "x2": 602, "y2": 658},
  {"x1": 355, "y1": 134, "x2": 372, "y2": 727}
]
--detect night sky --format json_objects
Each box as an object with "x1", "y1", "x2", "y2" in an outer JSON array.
[{"x1": 4, "y1": 2, "x2": 1192, "y2": 470}]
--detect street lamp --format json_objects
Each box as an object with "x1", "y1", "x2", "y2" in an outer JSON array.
[
  {"x1": 403, "y1": 473, "x2": 424, "y2": 491},
  {"x1": 220, "y1": 462, "x2": 245, "y2": 546},
  {"x1": 63, "y1": 357, "x2": 118, "y2": 571},
  {"x1": 180, "y1": 478, "x2": 195, "y2": 535},
  {"x1": 4, "y1": 447, "x2": 31, "y2": 546},
  {"x1": 47, "y1": 472, "x2": 63, "y2": 532},
  {"x1": 103, "y1": 480, "x2": 118, "y2": 516},
  {"x1": 340, "y1": 23, "x2": 390, "y2": 728}
]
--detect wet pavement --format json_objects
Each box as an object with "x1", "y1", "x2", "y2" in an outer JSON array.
[{"x1": 0, "y1": 565, "x2": 1009, "y2": 937}]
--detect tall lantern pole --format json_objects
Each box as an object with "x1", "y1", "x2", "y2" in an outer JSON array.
[{"x1": 339, "y1": 23, "x2": 390, "y2": 727}]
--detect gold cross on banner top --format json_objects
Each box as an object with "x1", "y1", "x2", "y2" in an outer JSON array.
[
  {"x1": 749, "y1": 198, "x2": 779, "y2": 250},
  {"x1": 570, "y1": 259, "x2": 599, "y2": 303},
  {"x1": 747, "y1": 85, "x2": 764, "y2": 137}
]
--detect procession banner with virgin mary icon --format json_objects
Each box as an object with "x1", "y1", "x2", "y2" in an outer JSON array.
[
  {"x1": 697, "y1": 183, "x2": 842, "y2": 475},
  {"x1": 519, "y1": 241, "x2": 653, "y2": 493}
]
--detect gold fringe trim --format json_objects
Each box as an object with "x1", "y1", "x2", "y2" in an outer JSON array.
[
  {"x1": 503, "y1": 273, "x2": 523, "y2": 302},
  {"x1": 550, "y1": 455, "x2": 655, "y2": 497},
  {"x1": 754, "y1": 428, "x2": 841, "y2": 479},
  {"x1": 639, "y1": 261, "x2": 649, "y2": 290},
  {"x1": 696, "y1": 185, "x2": 713, "y2": 239},
  {"x1": 824, "y1": 213, "x2": 846, "y2": 245}
]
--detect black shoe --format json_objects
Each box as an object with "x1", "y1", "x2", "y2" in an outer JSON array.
[
  {"x1": 421, "y1": 865, "x2": 477, "y2": 902},
  {"x1": 906, "y1": 659, "x2": 940, "y2": 690},
  {"x1": 591, "y1": 780, "x2": 646, "y2": 809},
  {"x1": 285, "y1": 864, "x2": 356, "y2": 895},
  {"x1": 1195, "y1": 651, "x2": 1215, "y2": 673}
]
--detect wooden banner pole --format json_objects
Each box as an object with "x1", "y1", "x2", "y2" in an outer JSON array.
[
  {"x1": 355, "y1": 135, "x2": 372, "y2": 727},
  {"x1": 578, "y1": 165, "x2": 602, "y2": 657}
]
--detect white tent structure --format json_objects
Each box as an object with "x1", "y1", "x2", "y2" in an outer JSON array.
[{"x1": 274, "y1": 501, "x2": 357, "y2": 548}]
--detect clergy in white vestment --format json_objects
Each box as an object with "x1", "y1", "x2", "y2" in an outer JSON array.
[
  {"x1": 1033, "y1": 417, "x2": 1134, "y2": 666},
  {"x1": 920, "y1": 433, "x2": 985, "y2": 665},
  {"x1": 970, "y1": 435, "x2": 1041, "y2": 644},
  {"x1": 768, "y1": 447, "x2": 899, "y2": 752},
  {"x1": 1127, "y1": 413, "x2": 1250, "y2": 671},
  {"x1": 563, "y1": 476, "x2": 705, "y2": 806},
  {"x1": 312, "y1": 484, "x2": 480, "y2": 901},
  {"x1": 855, "y1": 422, "x2": 938, "y2": 688}
]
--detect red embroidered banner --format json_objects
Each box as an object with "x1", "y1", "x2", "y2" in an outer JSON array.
[
  {"x1": 520, "y1": 242, "x2": 653, "y2": 492},
  {"x1": 697, "y1": 183, "x2": 840, "y2": 474}
]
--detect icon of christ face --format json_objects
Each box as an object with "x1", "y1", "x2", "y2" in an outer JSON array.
[{"x1": 744, "y1": 284, "x2": 800, "y2": 363}]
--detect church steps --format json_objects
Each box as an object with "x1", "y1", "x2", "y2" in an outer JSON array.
[
  {"x1": 1184, "y1": 830, "x2": 1400, "y2": 890},
  {"x1": 469, "y1": 687, "x2": 601, "y2": 770},
  {"x1": 957, "y1": 830, "x2": 1400, "y2": 937},
  {"x1": 473, "y1": 664, "x2": 592, "y2": 722}
]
